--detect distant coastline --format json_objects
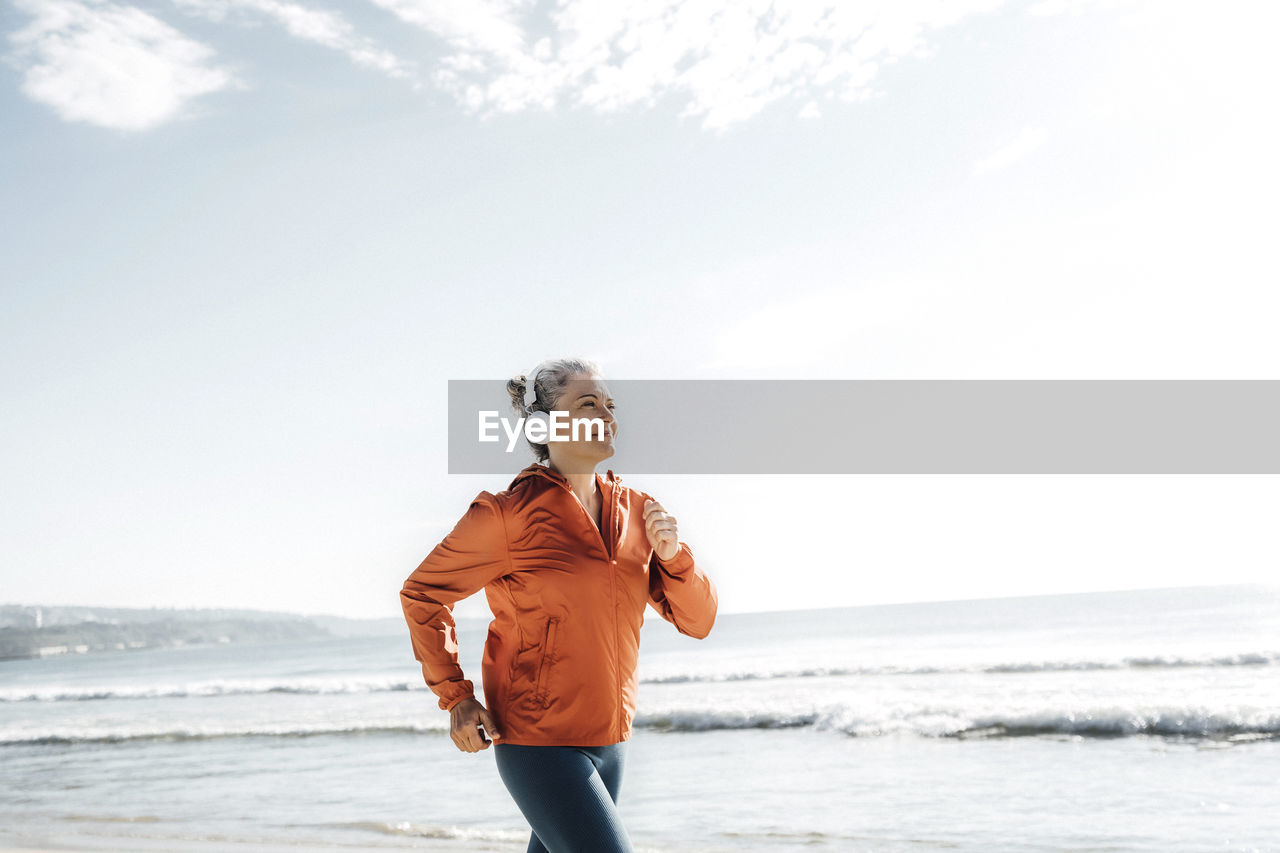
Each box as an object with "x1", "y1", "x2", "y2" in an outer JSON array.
[
  {"x1": 0, "y1": 604, "x2": 415, "y2": 662},
  {"x1": 4, "y1": 583, "x2": 1274, "y2": 663}
]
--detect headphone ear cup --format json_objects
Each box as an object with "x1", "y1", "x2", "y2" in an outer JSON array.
[{"x1": 525, "y1": 410, "x2": 551, "y2": 445}]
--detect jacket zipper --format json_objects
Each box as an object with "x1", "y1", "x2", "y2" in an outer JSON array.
[
  {"x1": 556, "y1": 473, "x2": 612, "y2": 559},
  {"x1": 534, "y1": 616, "x2": 558, "y2": 705},
  {"x1": 540, "y1": 469, "x2": 623, "y2": 737},
  {"x1": 609, "y1": 483, "x2": 621, "y2": 741}
]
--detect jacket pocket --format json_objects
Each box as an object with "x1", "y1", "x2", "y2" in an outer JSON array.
[{"x1": 533, "y1": 616, "x2": 559, "y2": 706}]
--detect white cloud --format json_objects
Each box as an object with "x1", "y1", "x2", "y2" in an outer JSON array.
[
  {"x1": 1027, "y1": 0, "x2": 1131, "y2": 15},
  {"x1": 370, "y1": 0, "x2": 1011, "y2": 130},
  {"x1": 6, "y1": 0, "x2": 238, "y2": 131},
  {"x1": 172, "y1": 0, "x2": 416, "y2": 81},
  {"x1": 972, "y1": 126, "x2": 1049, "y2": 177},
  {"x1": 367, "y1": 0, "x2": 528, "y2": 59},
  {"x1": 3, "y1": 0, "x2": 1024, "y2": 132}
]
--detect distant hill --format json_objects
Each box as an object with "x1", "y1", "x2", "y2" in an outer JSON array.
[
  {"x1": 0, "y1": 603, "x2": 490, "y2": 661},
  {"x1": 0, "y1": 604, "x2": 335, "y2": 661}
]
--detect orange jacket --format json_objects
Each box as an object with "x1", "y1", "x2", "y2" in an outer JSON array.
[{"x1": 400, "y1": 463, "x2": 719, "y2": 746}]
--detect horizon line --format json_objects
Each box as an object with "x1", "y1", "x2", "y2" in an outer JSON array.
[{"x1": 5, "y1": 581, "x2": 1274, "y2": 623}]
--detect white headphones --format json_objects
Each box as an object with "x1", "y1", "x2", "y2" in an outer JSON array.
[{"x1": 522, "y1": 361, "x2": 553, "y2": 446}]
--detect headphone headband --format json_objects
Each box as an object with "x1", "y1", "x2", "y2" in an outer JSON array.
[{"x1": 523, "y1": 360, "x2": 550, "y2": 411}]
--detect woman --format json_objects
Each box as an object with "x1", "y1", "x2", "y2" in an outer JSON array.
[{"x1": 400, "y1": 356, "x2": 719, "y2": 853}]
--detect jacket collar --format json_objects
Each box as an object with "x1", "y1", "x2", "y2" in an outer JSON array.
[{"x1": 508, "y1": 462, "x2": 618, "y2": 493}]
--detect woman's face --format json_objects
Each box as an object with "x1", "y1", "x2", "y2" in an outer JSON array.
[{"x1": 546, "y1": 373, "x2": 616, "y2": 472}]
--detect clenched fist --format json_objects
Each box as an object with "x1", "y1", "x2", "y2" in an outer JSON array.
[
  {"x1": 450, "y1": 697, "x2": 502, "y2": 753},
  {"x1": 643, "y1": 498, "x2": 680, "y2": 562}
]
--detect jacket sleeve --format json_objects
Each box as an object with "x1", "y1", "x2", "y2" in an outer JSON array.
[
  {"x1": 401, "y1": 490, "x2": 510, "y2": 712},
  {"x1": 647, "y1": 541, "x2": 718, "y2": 640}
]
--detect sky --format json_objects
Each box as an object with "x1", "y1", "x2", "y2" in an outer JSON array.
[{"x1": 2, "y1": 0, "x2": 1278, "y2": 621}]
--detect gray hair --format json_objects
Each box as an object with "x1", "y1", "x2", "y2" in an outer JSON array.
[{"x1": 506, "y1": 357, "x2": 604, "y2": 463}]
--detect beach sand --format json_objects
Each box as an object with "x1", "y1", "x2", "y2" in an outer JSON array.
[
  {"x1": 0, "y1": 843, "x2": 484, "y2": 853},
  {"x1": 0, "y1": 840, "x2": 476, "y2": 845},
  {"x1": 0, "y1": 834, "x2": 524, "y2": 853}
]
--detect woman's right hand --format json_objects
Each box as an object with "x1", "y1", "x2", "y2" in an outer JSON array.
[{"x1": 450, "y1": 697, "x2": 503, "y2": 752}]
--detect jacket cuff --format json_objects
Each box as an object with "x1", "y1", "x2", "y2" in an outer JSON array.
[
  {"x1": 445, "y1": 691, "x2": 476, "y2": 712},
  {"x1": 654, "y1": 542, "x2": 694, "y2": 574},
  {"x1": 434, "y1": 677, "x2": 475, "y2": 712},
  {"x1": 440, "y1": 689, "x2": 474, "y2": 712}
]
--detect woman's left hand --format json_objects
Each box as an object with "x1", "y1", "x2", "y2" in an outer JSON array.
[{"x1": 644, "y1": 499, "x2": 681, "y2": 562}]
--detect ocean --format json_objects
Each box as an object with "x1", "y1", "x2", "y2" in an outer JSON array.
[{"x1": 2, "y1": 584, "x2": 1278, "y2": 852}]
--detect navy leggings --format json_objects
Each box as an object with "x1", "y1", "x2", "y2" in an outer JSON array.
[{"x1": 493, "y1": 741, "x2": 635, "y2": 853}]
